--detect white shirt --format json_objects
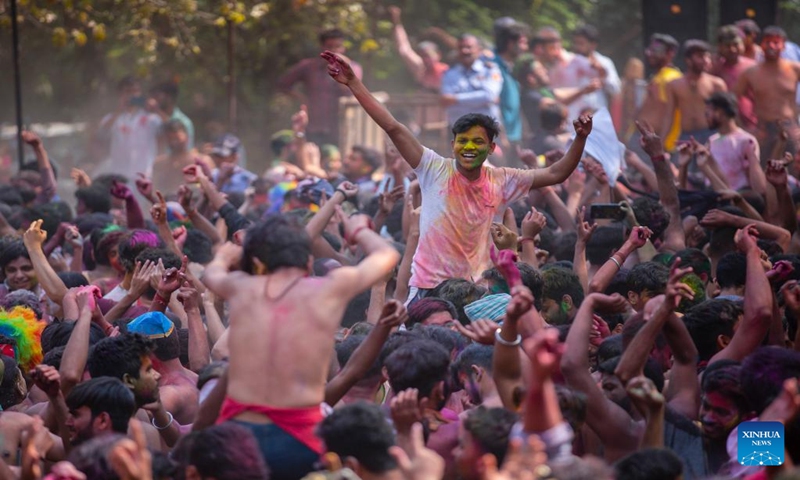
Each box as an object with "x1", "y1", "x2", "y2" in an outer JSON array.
[{"x1": 100, "y1": 109, "x2": 162, "y2": 179}]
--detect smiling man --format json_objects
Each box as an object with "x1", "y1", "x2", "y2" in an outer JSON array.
[{"x1": 322, "y1": 50, "x2": 591, "y2": 302}]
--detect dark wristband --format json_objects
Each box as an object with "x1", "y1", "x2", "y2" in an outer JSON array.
[{"x1": 650, "y1": 154, "x2": 666, "y2": 162}]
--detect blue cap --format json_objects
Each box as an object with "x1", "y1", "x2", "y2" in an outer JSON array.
[
  {"x1": 464, "y1": 293, "x2": 511, "y2": 323},
  {"x1": 127, "y1": 312, "x2": 175, "y2": 339}
]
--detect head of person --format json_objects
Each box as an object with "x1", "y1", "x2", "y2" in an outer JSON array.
[
  {"x1": 430, "y1": 279, "x2": 488, "y2": 326},
  {"x1": 614, "y1": 448, "x2": 683, "y2": 480},
  {"x1": 631, "y1": 197, "x2": 669, "y2": 243},
  {"x1": 414, "y1": 325, "x2": 469, "y2": 361},
  {"x1": 417, "y1": 40, "x2": 442, "y2": 68},
  {"x1": 68, "y1": 433, "x2": 129, "y2": 480},
  {"x1": 572, "y1": 24, "x2": 599, "y2": 57},
  {"x1": 182, "y1": 229, "x2": 214, "y2": 265},
  {"x1": 117, "y1": 230, "x2": 163, "y2": 275},
  {"x1": 495, "y1": 21, "x2": 529, "y2": 59},
  {"x1": 715, "y1": 252, "x2": 747, "y2": 295},
  {"x1": 519, "y1": 58, "x2": 550, "y2": 88},
  {"x1": 585, "y1": 225, "x2": 626, "y2": 267},
  {"x1": 736, "y1": 19, "x2": 761, "y2": 47},
  {"x1": 269, "y1": 129, "x2": 295, "y2": 162},
  {"x1": 683, "y1": 39, "x2": 712, "y2": 74},
  {"x1": 117, "y1": 75, "x2": 142, "y2": 105},
  {"x1": 127, "y1": 312, "x2": 180, "y2": 364},
  {"x1": 700, "y1": 361, "x2": 754, "y2": 440},
  {"x1": 540, "y1": 102, "x2": 567, "y2": 132},
  {"x1": 87, "y1": 333, "x2": 161, "y2": 407},
  {"x1": 385, "y1": 339, "x2": 451, "y2": 410},
  {"x1": 717, "y1": 25, "x2": 745, "y2": 64},
  {"x1": 705, "y1": 91, "x2": 738, "y2": 131},
  {"x1": 64, "y1": 377, "x2": 136, "y2": 446},
  {"x1": 741, "y1": 347, "x2": 800, "y2": 415},
  {"x1": 761, "y1": 25, "x2": 787, "y2": 61},
  {"x1": 319, "y1": 28, "x2": 346, "y2": 54},
  {"x1": 481, "y1": 262, "x2": 544, "y2": 310},
  {"x1": 407, "y1": 298, "x2": 458, "y2": 328},
  {"x1": 455, "y1": 407, "x2": 518, "y2": 480},
  {"x1": 645, "y1": 33, "x2": 679, "y2": 69},
  {"x1": 535, "y1": 26, "x2": 562, "y2": 63},
  {"x1": 623, "y1": 57, "x2": 645, "y2": 81},
  {"x1": 541, "y1": 267, "x2": 584, "y2": 325},
  {"x1": 627, "y1": 262, "x2": 669, "y2": 311},
  {"x1": 75, "y1": 186, "x2": 112, "y2": 215},
  {"x1": 452, "y1": 344, "x2": 493, "y2": 406},
  {"x1": 1, "y1": 290, "x2": 43, "y2": 320},
  {"x1": 0, "y1": 240, "x2": 37, "y2": 292},
  {"x1": 210, "y1": 134, "x2": 240, "y2": 167},
  {"x1": 457, "y1": 34, "x2": 482, "y2": 67},
  {"x1": 164, "y1": 119, "x2": 190, "y2": 153},
  {"x1": 321, "y1": 144, "x2": 342, "y2": 174},
  {"x1": 0, "y1": 354, "x2": 26, "y2": 410},
  {"x1": 683, "y1": 298, "x2": 742, "y2": 362},
  {"x1": 451, "y1": 114, "x2": 500, "y2": 173},
  {"x1": 151, "y1": 81, "x2": 178, "y2": 110},
  {"x1": 93, "y1": 229, "x2": 126, "y2": 274},
  {"x1": 597, "y1": 356, "x2": 664, "y2": 413},
  {"x1": 343, "y1": 145, "x2": 381, "y2": 181},
  {"x1": 242, "y1": 214, "x2": 311, "y2": 275},
  {"x1": 183, "y1": 423, "x2": 268, "y2": 480},
  {"x1": 42, "y1": 321, "x2": 106, "y2": 353},
  {"x1": 317, "y1": 402, "x2": 398, "y2": 477}
]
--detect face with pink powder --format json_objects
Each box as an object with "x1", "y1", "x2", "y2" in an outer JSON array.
[{"x1": 452, "y1": 125, "x2": 496, "y2": 174}]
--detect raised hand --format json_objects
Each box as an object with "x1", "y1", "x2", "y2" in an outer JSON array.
[
  {"x1": 389, "y1": 389, "x2": 424, "y2": 435},
  {"x1": 505, "y1": 285, "x2": 534, "y2": 324},
  {"x1": 23, "y1": 219, "x2": 47, "y2": 250},
  {"x1": 30, "y1": 365, "x2": 61, "y2": 399},
  {"x1": 129, "y1": 260, "x2": 157, "y2": 299},
  {"x1": 665, "y1": 258, "x2": 695, "y2": 307},
  {"x1": 765, "y1": 153, "x2": 791, "y2": 187},
  {"x1": 336, "y1": 181, "x2": 359, "y2": 200},
  {"x1": 336, "y1": 205, "x2": 373, "y2": 244},
  {"x1": 158, "y1": 256, "x2": 189, "y2": 297},
  {"x1": 150, "y1": 191, "x2": 168, "y2": 225},
  {"x1": 522, "y1": 328, "x2": 564, "y2": 378},
  {"x1": 20, "y1": 130, "x2": 42, "y2": 148},
  {"x1": 691, "y1": 138, "x2": 711, "y2": 167},
  {"x1": 388, "y1": 5, "x2": 403, "y2": 24},
  {"x1": 676, "y1": 142, "x2": 692, "y2": 168},
  {"x1": 182, "y1": 165, "x2": 207, "y2": 184},
  {"x1": 71, "y1": 167, "x2": 92, "y2": 188},
  {"x1": 389, "y1": 423, "x2": 445, "y2": 480},
  {"x1": 635, "y1": 120, "x2": 664, "y2": 158},
  {"x1": 591, "y1": 292, "x2": 628, "y2": 313},
  {"x1": 626, "y1": 225, "x2": 653, "y2": 249},
  {"x1": 320, "y1": 51, "x2": 358, "y2": 85},
  {"x1": 177, "y1": 281, "x2": 201, "y2": 312},
  {"x1": 109, "y1": 419, "x2": 153, "y2": 480},
  {"x1": 477, "y1": 436, "x2": 548, "y2": 480},
  {"x1": 573, "y1": 114, "x2": 593, "y2": 138},
  {"x1": 20, "y1": 416, "x2": 53, "y2": 480},
  {"x1": 75, "y1": 288, "x2": 97, "y2": 316},
  {"x1": 590, "y1": 314, "x2": 611, "y2": 347},
  {"x1": 767, "y1": 260, "x2": 795, "y2": 285},
  {"x1": 521, "y1": 207, "x2": 547, "y2": 240},
  {"x1": 454, "y1": 319, "x2": 500, "y2": 345},
  {"x1": 734, "y1": 224, "x2": 759, "y2": 253},
  {"x1": 172, "y1": 226, "x2": 188, "y2": 250},
  {"x1": 214, "y1": 242, "x2": 243, "y2": 269},
  {"x1": 700, "y1": 209, "x2": 734, "y2": 228},
  {"x1": 65, "y1": 225, "x2": 83, "y2": 249},
  {"x1": 378, "y1": 299, "x2": 408, "y2": 329},
  {"x1": 177, "y1": 184, "x2": 194, "y2": 214},
  {"x1": 110, "y1": 180, "x2": 134, "y2": 201},
  {"x1": 626, "y1": 375, "x2": 665, "y2": 418},
  {"x1": 135, "y1": 173, "x2": 155, "y2": 202},
  {"x1": 292, "y1": 104, "x2": 309, "y2": 134},
  {"x1": 576, "y1": 207, "x2": 597, "y2": 244},
  {"x1": 491, "y1": 223, "x2": 518, "y2": 251},
  {"x1": 378, "y1": 184, "x2": 405, "y2": 216}
]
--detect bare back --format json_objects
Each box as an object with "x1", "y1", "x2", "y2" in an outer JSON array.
[
  {"x1": 226, "y1": 274, "x2": 345, "y2": 408},
  {"x1": 637, "y1": 80, "x2": 669, "y2": 132},
  {"x1": 670, "y1": 73, "x2": 727, "y2": 131},
  {"x1": 741, "y1": 60, "x2": 800, "y2": 122},
  {"x1": 159, "y1": 369, "x2": 199, "y2": 425}
]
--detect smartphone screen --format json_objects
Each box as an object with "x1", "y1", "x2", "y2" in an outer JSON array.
[{"x1": 590, "y1": 203, "x2": 626, "y2": 221}]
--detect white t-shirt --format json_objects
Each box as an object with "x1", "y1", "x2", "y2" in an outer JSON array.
[
  {"x1": 410, "y1": 148, "x2": 534, "y2": 289},
  {"x1": 709, "y1": 128, "x2": 760, "y2": 191},
  {"x1": 100, "y1": 110, "x2": 162, "y2": 179}
]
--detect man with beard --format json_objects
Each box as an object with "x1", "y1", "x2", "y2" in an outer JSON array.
[
  {"x1": 630, "y1": 34, "x2": 681, "y2": 155},
  {"x1": 452, "y1": 344, "x2": 502, "y2": 409},
  {"x1": 706, "y1": 92, "x2": 766, "y2": 193},
  {"x1": 152, "y1": 120, "x2": 214, "y2": 196},
  {"x1": 65, "y1": 377, "x2": 137, "y2": 447},
  {"x1": 713, "y1": 26, "x2": 757, "y2": 131},
  {"x1": 735, "y1": 26, "x2": 800, "y2": 162},
  {"x1": 661, "y1": 40, "x2": 727, "y2": 146}
]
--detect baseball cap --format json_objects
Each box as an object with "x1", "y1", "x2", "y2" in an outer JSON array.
[
  {"x1": 128, "y1": 312, "x2": 175, "y2": 339},
  {"x1": 211, "y1": 134, "x2": 241, "y2": 157}
]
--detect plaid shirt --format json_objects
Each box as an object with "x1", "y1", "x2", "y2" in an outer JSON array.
[{"x1": 278, "y1": 57, "x2": 363, "y2": 141}]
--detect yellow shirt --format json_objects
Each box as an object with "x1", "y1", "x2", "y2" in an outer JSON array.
[{"x1": 654, "y1": 66, "x2": 683, "y2": 150}]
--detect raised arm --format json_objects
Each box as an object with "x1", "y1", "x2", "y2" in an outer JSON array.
[
  {"x1": 110, "y1": 181, "x2": 146, "y2": 229},
  {"x1": 389, "y1": 7, "x2": 426, "y2": 83},
  {"x1": 59, "y1": 290, "x2": 94, "y2": 396},
  {"x1": 765, "y1": 155, "x2": 799, "y2": 233},
  {"x1": 530, "y1": 115, "x2": 592, "y2": 189},
  {"x1": 202, "y1": 242, "x2": 247, "y2": 300},
  {"x1": 177, "y1": 282, "x2": 210, "y2": 373},
  {"x1": 700, "y1": 208, "x2": 791, "y2": 251},
  {"x1": 561, "y1": 292, "x2": 641, "y2": 460},
  {"x1": 321, "y1": 51, "x2": 423, "y2": 168},
  {"x1": 305, "y1": 182, "x2": 357, "y2": 240},
  {"x1": 637, "y1": 121, "x2": 685, "y2": 252},
  {"x1": 492, "y1": 286, "x2": 533, "y2": 410},
  {"x1": 588, "y1": 225, "x2": 652, "y2": 294},
  {"x1": 522, "y1": 328, "x2": 565, "y2": 433},
  {"x1": 325, "y1": 301, "x2": 406, "y2": 406},
  {"x1": 519, "y1": 207, "x2": 547, "y2": 268},
  {"x1": 23, "y1": 220, "x2": 68, "y2": 305},
  {"x1": 662, "y1": 305, "x2": 700, "y2": 420},
  {"x1": 394, "y1": 197, "x2": 420, "y2": 303},
  {"x1": 20, "y1": 131, "x2": 57, "y2": 205},
  {"x1": 178, "y1": 185, "x2": 223, "y2": 246},
  {"x1": 574, "y1": 208, "x2": 597, "y2": 295}
]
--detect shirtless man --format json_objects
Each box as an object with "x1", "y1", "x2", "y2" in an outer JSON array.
[
  {"x1": 202, "y1": 213, "x2": 399, "y2": 479},
  {"x1": 151, "y1": 120, "x2": 214, "y2": 199},
  {"x1": 713, "y1": 25, "x2": 757, "y2": 131},
  {"x1": 629, "y1": 33, "x2": 681, "y2": 156},
  {"x1": 735, "y1": 26, "x2": 800, "y2": 163},
  {"x1": 662, "y1": 40, "x2": 727, "y2": 146}
]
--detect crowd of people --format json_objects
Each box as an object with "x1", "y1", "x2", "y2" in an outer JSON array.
[{"x1": 0, "y1": 11, "x2": 799, "y2": 480}]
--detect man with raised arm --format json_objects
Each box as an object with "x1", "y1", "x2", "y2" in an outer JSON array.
[
  {"x1": 321, "y1": 51, "x2": 592, "y2": 302},
  {"x1": 202, "y1": 212, "x2": 399, "y2": 480}
]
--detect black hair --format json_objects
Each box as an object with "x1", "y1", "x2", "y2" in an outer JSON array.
[
  {"x1": 385, "y1": 339, "x2": 450, "y2": 398},
  {"x1": 25, "y1": 201, "x2": 73, "y2": 238},
  {"x1": 586, "y1": 224, "x2": 625, "y2": 266},
  {"x1": 152, "y1": 81, "x2": 179, "y2": 100},
  {"x1": 481, "y1": 262, "x2": 544, "y2": 310},
  {"x1": 188, "y1": 423, "x2": 269, "y2": 480},
  {"x1": 452, "y1": 344, "x2": 493, "y2": 385},
  {"x1": 342, "y1": 290, "x2": 371, "y2": 328},
  {"x1": 117, "y1": 230, "x2": 163, "y2": 273},
  {"x1": 627, "y1": 262, "x2": 669, "y2": 296},
  {"x1": 716, "y1": 252, "x2": 747, "y2": 289},
  {"x1": 462, "y1": 407, "x2": 519, "y2": 465},
  {"x1": 68, "y1": 433, "x2": 127, "y2": 480},
  {"x1": 75, "y1": 186, "x2": 112, "y2": 214},
  {"x1": 318, "y1": 402, "x2": 397, "y2": 474},
  {"x1": 66, "y1": 377, "x2": 136, "y2": 434},
  {"x1": 683, "y1": 39, "x2": 711, "y2": 57},
  {"x1": 683, "y1": 299, "x2": 742, "y2": 361},
  {"x1": 92, "y1": 229, "x2": 125, "y2": 267},
  {"x1": 452, "y1": 114, "x2": 500, "y2": 142},
  {"x1": 650, "y1": 33, "x2": 679, "y2": 51},
  {"x1": 736, "y1": 19, "x2": 760, "y2": 36},
  {"x1": 614, "y1": 448, "x2": 683, "y2": 480},
  {"x1": 378, "y1": 330, "x2": 424, "y2": 368},
  {"x1": 336, "y1": 335, "x2": 381, "y2": 381},
  {"x1": 407, "y1": 298, "x2": 458, "y2": 327},
  {"x1": 706, "y1": 92, "x2": 738, "y2": 119},
  {"x1": 41, "y1": 321, "x2": 106, "y2": 353},
  {"x1": 163, "y1": 118, "x2": 187, "y2": 134},
  {"x1": 42, "y1": 345, "x2": 66, "y2": 370},
  {"x1": 319, "y1": 28, "x2": 346, "y2": 44},
  {"x1": 701, "y1": 361, "x2": 751, "y2": 413},
  {"x1": 741, "y1": 347, "x2": 800, "y2": 414},
  {"x1": 542, "y1": 267, "x2": 585, "y2": 312},
  {"x1": 632, "y1": 197, "x2": 669, "y2": 241},
  {"x1": 59, "y1": 271, "x2": 90, "y2": 289},
  {"x1": 573, "y1": 24, "x2": 599, "y2": 43},
  {"x1": 183, "y1": 228, "x2": 213, "y2": 264},
  {"x1": 87, "y1": 333, "x2": 154, "y2": 381},
  {"x1": 0, "y1": 290, "x2": 43, "y2": 320},
  {"x1": 0, "y1": 239, "x2": 29, "y2": 272},
  {"x1": 0, "y1": 355, "x2": 21, "y2": 410},
  {"x1": 92, "y1": 174, "x2": 129, "y2": 188},
  {"x1": 598, "y1": 355, "x2": 665, "y2": 392},
  {"x1": 429, "y1": 279, "x2": 488, "y2": 326},
  {"x1": 74, "y1": 213, "x2": 115, "y2": 237},
  {"x1": 597, "y1": 334, "x2": 624, "y2": 365},
  {"x1": 242, "y1": 214, "x2": 311, "y2": 274},
  {"x1": 413, "y1": 324, "x2": 469, "y2": 357},
  {"x1": 763, "y1": 25, "x2": 787, "y2": 39},
  {"x1": 134, "y1": 247, "x2": 182, "y2": 270},
  {"x1": 551, "y1": 231, "x2": 577, "y2": 262},
  {"x1": 0, "y1": 186, "x2": 23, "y2": 206},
  {"x1": 540, "y1": 102, "x2": 567, "y2": 131},
  {"x1": 351, "y1": 145, "x2": 382, "y2": 173},
  {"x1": 670, "y1": 248, "x2": 712, "y2": 281},
  {"x1": 495, "y1": 23, "x2": 530, "y2": 54}
]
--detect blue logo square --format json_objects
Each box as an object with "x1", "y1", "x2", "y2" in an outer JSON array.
[{"x1": 738, "y1": 421, "x2": 784, "y2": 466}]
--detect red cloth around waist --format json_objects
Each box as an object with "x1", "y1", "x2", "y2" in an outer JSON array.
[{"x1": 217, "y1": 396, "x2": 325, "y2": 454}]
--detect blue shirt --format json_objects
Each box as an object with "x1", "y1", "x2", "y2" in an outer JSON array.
[
  {"x1": 494, "y1": 50, "x2": 522, "y2": 142},
  {"x1": 441, "y1": 59, "x2": 504, "y2": 126},
  {"x1": 212, "y1": 166, "x2": 258, "y2": 194}
]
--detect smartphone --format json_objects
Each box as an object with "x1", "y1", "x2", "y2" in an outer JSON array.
[
  {"x1": 129, "y1": 95, "x2": 146, "y2": 108},
  {"x1": 590, "y1": 203, "x2": 626, "y2": 221}
]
